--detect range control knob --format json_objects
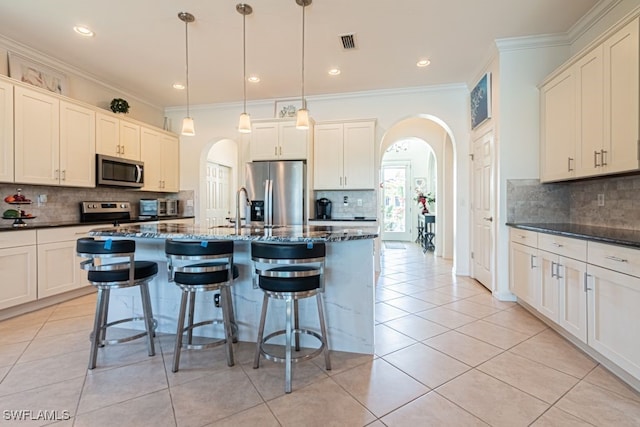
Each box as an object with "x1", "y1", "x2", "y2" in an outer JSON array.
[{"x1": 120, "y1": 203, "x2": 127, "y2": 209}]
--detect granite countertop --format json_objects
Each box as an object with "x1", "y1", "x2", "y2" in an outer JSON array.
[
  {"x1": 507, "y1": 222, "x2": 640, "y2": 249},
  {"x1": 308, "y1": 217, "x2": 377, "y2": 222},
  {"x1": 0, "y1": 216, "x2": 195, "y2": 232},
  {"x1": 89, "y1": 223, "x2": 379, "y2": 242}
]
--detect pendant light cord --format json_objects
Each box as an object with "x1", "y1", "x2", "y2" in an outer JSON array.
[
  {"x1": 301, "y1": 3, "x2": 306, "y2": 109},
  {"x1": 185, "y1": 18, "x2": 191, "y2": 118},
  {"x1": 243, "y1": 11, "x2": 247, "y2": 114}
]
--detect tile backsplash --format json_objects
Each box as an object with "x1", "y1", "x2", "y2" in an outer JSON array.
[
  {"x1": 0, "y1": 183, "x2": 194, "y2": 224},
  {"x1": 313, "y1": 190, "x2": 377, "y2": 219},
  {"x1": 507, "y1": 174, "x2": 640, "y2": 230}
]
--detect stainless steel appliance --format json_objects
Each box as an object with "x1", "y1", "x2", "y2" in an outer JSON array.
[
  {"x1": 316, "y1": 198, "x2": 332, "y2": 219},
  {"x1": 96, "y1": 154, "x2": 144, "y2": 188},
  {"x1": 80, "y1": 201, "x2": 131, "y2": 223},
  {"x1": 245, "y1": 160, "x2": 306, "y2": 226},
  {"x1": 139, "y1": 199, "x2": 178, "y2": 218}
]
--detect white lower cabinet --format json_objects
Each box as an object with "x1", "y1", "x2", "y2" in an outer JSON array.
[
  {"x1": 509, "y1": 227, "x2": 639, "y2": 382},
  {"x1": 0, "y1": 230, "x2": 37, "y2": 310},
  {"x1": 36, "y1": 226, "x2": 93, "y2": 298}
]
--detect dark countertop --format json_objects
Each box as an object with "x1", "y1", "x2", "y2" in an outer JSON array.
[
  {"x1": 0, "y1": 216, "x2": 195, "y2": 232},
  {"x1": 90, "y1": 223, "x2": 379, "y2": 242},
  {"x1": 507, "y1": 223, "x2": 640, "y2": 249},
  {"x1": 308, "y1": 218, "x2": 377, "y2": 222}
]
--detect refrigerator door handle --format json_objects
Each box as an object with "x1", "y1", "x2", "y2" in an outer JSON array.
[{"x1": 265, "y1": 179, "x2": 273, "y2": 227}]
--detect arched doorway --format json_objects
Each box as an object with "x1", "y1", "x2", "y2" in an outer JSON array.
[
  {"x1": 379, "y1": 116, "x2": 456, "y2": 261},
  {"x1": 198, "y1": 138, "x2": 239, "y2": 227}
]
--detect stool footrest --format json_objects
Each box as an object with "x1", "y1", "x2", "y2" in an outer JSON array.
[
  {"x1": 91, "y1": 316, "x2": 157, "y2": 346},
  {"x1": 259, "y1": 328, "x2": 326, "y2": 364},
  {"x1": 181, "y1": 318, "x2": 238, "y2": 350}
]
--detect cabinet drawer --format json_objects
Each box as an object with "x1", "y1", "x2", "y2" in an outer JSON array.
[
  {"x1": 37, "y1": 225, "x2": 99, "y2": 244},
  {"x1": 588, "y1": 241, "x2": 640, "y2": 278},
  {"x1": 509, "y1": 228, "x2": 538, "y2": 247},
  {"x1": 538, "y1": 233, "x2": 586, "y2": 260},
  {"x1": 0, "y1": 230, "x2": 37, "y2": 249}
]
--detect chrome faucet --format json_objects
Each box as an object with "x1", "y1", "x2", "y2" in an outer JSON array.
[{"x1": 235, "y1": 187, "x2": 250, "y2": 233}]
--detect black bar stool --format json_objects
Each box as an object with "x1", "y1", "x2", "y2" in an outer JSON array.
[
  {"x1": 76, "y1": 237, "x2": 158, "y2": 370},
  {"x1": 165, "y1": 239, "x2": 238, "y2": 372},
  {"x1": 251, "y1": 241, "x2": 331, "y2": 393}
]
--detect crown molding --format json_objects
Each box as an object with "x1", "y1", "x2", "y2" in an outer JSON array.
[{"x1": 0, "y1": 34, "x2": 163, "y2": 111}]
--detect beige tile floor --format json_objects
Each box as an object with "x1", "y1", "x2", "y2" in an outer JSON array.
[{"x1": 1, "y1": 242, "x2": 639, "y2": 426}]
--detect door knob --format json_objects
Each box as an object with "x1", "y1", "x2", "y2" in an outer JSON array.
[{"x1": 483, "y1": 216, "x2": 493, "y2": 222}]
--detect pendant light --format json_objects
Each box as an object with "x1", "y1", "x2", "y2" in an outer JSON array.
[
  {"x1": 178, "y1": 12, "x2": 195, "y2": 136},
  {"x1": 237, "y1": 3, "x2": 253, "y2": 134},
  {"x1": 295, "y1": 0, "x2": 311, "y2": 130}
]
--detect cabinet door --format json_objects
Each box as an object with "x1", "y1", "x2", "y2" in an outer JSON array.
[
  {"x1": 575, "y1": 46, "x2": 604, "y2": 178},
  {"x1": 558, "y1": 256, "x2": 587, "y2": 343},
  {"x1": 59, "y1": 100, "x2": 96, "y2": 187},
  {"x1": 313, "y1": 123, "x2": 344, "y2": 189},
  {"x1": 140, "y1": 127, "x2": 163, "y2": 191},
  {"x1": 14, "y1": 87, "x2": 60, "y2": 185},
  {"x1": 0, "y1": 80, "x2": 13, "y2": 183},
  {"x1": 37, "y1": 240, "x2": 86, "y2": 298},
  {"x1": 587, "y1": 264, "x2": 640, "y2": 379},
  {"x1": 279, "y1": 121, "x2": 308, "y2": 160},
  {"x1": 250, "y1": 122, "x2": 279, "y2": 160},
  {"x1": 603, "y1": 18, "x2": 639, "y2": 174},
  {"x1": 96, "y1": 112, "x2": 120, "y2": 157},
  {"x1": 0, "y1": 245, "x2": 37, "y2": 310},
  {"x1": 538, "y1": 250, "x2": 559, "y2": 322},
  {"x1": 161, "y1": 134, "x2": 180, "y2": 192},
  {"x1": 120, "y1": 121, "x2": 140, "y2": 160},
  {"x1": 540, "y1": 69, "x2": 576, "y2": 182},
  {"x1": 343, "y1": 121, "x2": 375, "y2": 189},
  {"x1": 509, "y1": 242, "x2": 538, "y2": 307}
]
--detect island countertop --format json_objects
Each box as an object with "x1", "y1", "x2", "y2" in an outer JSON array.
[{"x1": 89, "y1": 222, "x2": 379, "y2": 242}]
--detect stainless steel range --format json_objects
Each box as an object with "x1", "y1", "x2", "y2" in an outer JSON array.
[{"x1": 80, "y1": 201, "x2": 131, "y2": 224}]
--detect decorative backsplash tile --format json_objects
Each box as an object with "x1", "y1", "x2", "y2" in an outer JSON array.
[
  {"x1": 507, "y1": 175, "x2": 640, "y2": 230},
  {"x1": 0, "y1": 183, "x2": 192, "y2": 224}
]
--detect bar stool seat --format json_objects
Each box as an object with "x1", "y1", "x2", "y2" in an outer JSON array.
[
  {"x1": 166, "y1": 239, "x2": 238, "y2": 372},
  {"x1": 76, "y1": 237, "x2": 158, "y2": 370},
  {"x1": 252, "y1": 241, "x2": 331, "y2": 393}
]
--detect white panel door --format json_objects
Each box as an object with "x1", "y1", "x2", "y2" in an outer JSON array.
[{"x1": 472, "y1": 133, "x2": 494, "y2": 289}]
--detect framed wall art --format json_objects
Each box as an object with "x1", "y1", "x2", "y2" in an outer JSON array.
[
  {"x1": 470, "y1": 72, "x2": 491, "y2": 129},
  {"x1": 274, "y1": 99, "x2": 303, "y2": 118},
  {"x1": 8, "y1": 51, "x2": 69, "y2": 95}
]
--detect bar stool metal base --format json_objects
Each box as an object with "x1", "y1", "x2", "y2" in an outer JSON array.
[{"x1": 253, "y1": 290, "x2": 331, "y2": 393}]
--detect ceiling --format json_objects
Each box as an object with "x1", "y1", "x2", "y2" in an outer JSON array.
[{"x1": 0, "y1": 0, "x2": 600, "y2": 109}]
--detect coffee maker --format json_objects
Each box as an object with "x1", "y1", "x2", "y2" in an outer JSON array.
[{"x1": 316, "y1": 198, "x2": 332, "y2": 219}]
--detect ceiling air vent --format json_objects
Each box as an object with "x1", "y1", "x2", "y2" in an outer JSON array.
[{"x1": 340, "y1": 33, "x2": 357, "y2": 50}]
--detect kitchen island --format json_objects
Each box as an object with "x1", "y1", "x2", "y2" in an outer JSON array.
[{"x1": 89, "y1": 222, "x2": 379, "y2": 354}]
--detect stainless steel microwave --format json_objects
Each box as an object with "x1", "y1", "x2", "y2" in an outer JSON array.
[{"x1": 96, "y1": 154, "x2": 144, "y2": 188}]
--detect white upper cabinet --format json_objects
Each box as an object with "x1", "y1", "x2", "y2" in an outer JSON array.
[
  {"x1": 0, "y1": 79, "x2": 13, "y2": 183},
  {"x1": 96, "y1": 112, "x2": 141, "y2": 161},
  {"x1": 141, "y1": 127, "x2": 180, "y2": 192},
  {"x1": 59, "y1": 100, "x2": 96, "y2": 187},
  {"x1": 314, "y1": 120, "x2": 375, "y2": 190},
  {"x1": 249, "y1": 119, "x2": 310, "y2": 161},
  {"x1": 540, "y1": 17, "x2": 639, "y2": 182},
  {"x1": 14, "y1": 86, "x2": 60, "y2": 185}
]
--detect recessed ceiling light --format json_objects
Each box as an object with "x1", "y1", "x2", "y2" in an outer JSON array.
[
  {"x1": 328, "y1": 68, "x2": 341, "y2": 76},
  {"x1": 416, "y1": 59, "x2": 431, "y2": 67},
  {"x1": 173, "y1": 83, "x2": 185, "y2": 90},
  {"x1": 73, "y1": 25, "x2": 94, "y2": 37},
  {"x1": 248, "y1": 76, "x2": 260, "y2": 83}
]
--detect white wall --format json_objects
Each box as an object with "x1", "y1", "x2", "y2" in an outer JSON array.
[{"x1": 167, "y1": 85, "x2": 472, "y2": 274}]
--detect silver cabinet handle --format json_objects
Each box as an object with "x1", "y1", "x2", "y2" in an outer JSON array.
[
  {"x1": 568, "y1": 157, "x2": 574, "y2": 172},
  {"x1": 61, "y1": 170, "x2": 66, "y2": 180},
  {"x1": 340, "y1": 176, "x2": 342, "y2": 186},
  {"x1": 116, "y1": 144, "x2": 121, "y2": 154},
  {"x1": 584, "y1": 273, "x2": 593, "y2": 292},
  {"x1": 605, "y1": 255, "x2": 628, "y2": 263},
  {"x1": 601, "y1": 149, "x2": 607, "y2": 166},
  {"x1": 121, "y1": 145, "x2": 125, "y2": 155},
  {"x1": 54, "y1": 169, "x2": 59, "y2": 179},
  {"x1": 530, "y1": 254, "x2": 536, "y2": 269},
  {"x1": 551, "y1": 261, "x2": 556, "y2": 278},
  {"x1": 274, "y1": 146, "x2": 277, "y2": 156},
  {"x1": 594, "y1": 150, "x2": 601, "y2": 167},
  {"x1": 556, "y1": 263, "x2": 563, "y2": 279},
  {"x1": 279, "y1": 146, "x2": 282, "y2": 155},
  {"x1": 344, "y1": 176, "x2": 347, "y2": 186},
  {"x1": 518, "y1": 234, "x2": 527, "y2": 239},
  {"x1": 552, "y1": 242, "x2": 563, "y2": 247}
]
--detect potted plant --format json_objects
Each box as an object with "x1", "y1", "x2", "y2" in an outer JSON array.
[
  {"x1": 110, "y1": 98, "x2": 130, "y2": 114},
  {"x1": 414, "y1": 190, "x2": 435, "y2": 213}
]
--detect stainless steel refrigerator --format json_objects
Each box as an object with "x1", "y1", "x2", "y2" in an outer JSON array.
[{"x1": 245, "y1": 160, "x2": 306, "y2": 226}]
